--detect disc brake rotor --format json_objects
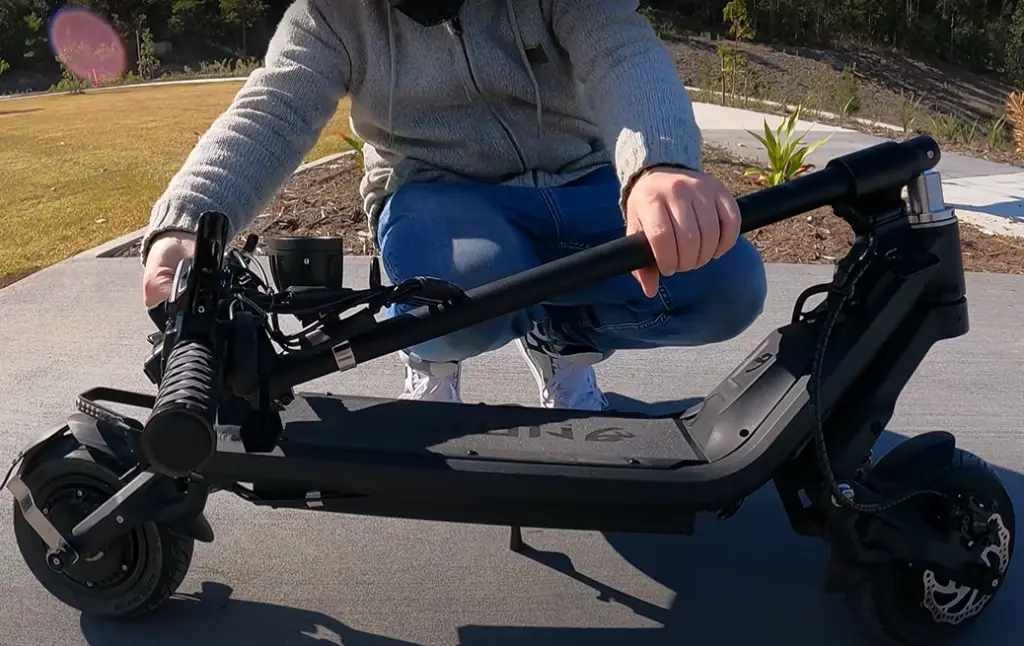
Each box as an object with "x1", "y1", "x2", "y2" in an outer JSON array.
[{"x1": 921, "y1": 512, "x2": 1011, "y2": 625}]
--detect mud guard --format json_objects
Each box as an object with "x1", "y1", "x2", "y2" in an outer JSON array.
[
  {"x1": 869, "y1": 430, "x2": 957, "y2": 486},
  {"x1": 6, "y1": 416, "x2": 215, "y2": 545}
]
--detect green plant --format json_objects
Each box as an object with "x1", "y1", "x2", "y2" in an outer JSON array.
[
  {"x1": 929, "y1": 113, "x2": 966, "y2": 143},
  {"x1": 800, "y1": 92, "x2": 823, "y2": 121},
  {"x1": 835, "y1": 67, "x2": 860, "y2": 117},
  {"x1": 638, "y1": 5, "x2": 667, "y2": 37},
  {"x1": 836, "y1": 96, "x2": 857, "y2": 120},
  {"x1": 987, "y1": 115, "x2": 1009, "y2": 149},
  {"x1": 52, "y1": 56, "x2": 86, "y2": 94},
  {"x1": 341, "y1": 134, "x2": 365, "y2": 169},
  {"x1": 715, "y1": 43, "x2": 733, "y2": 105},
  {"x1": 897, "y1": 91, "x2": 924, "y2": 133},
  {"x1": 137, "y1": 28, "x2": 160, "y2": 80},
  {"x1": 958, "y1": 118, "x2": 980, "y2": 145},
  {"x1": 220, "y1": 0, "x2": 268, "y2": 54},
  {"x1": 744, "y1": 105, "x2": 832, "y2": 187},
  {"x1": 715, "y1": 43, "x2": 754, "y2": 107},
  {"x1": 0, "y1": 59, "x2": 9, "y2": 77},
  {"x1": 695, "y1": 52, "x2": 719, "y2": 101},
  {"x1": 722, "y1": 0, "x2": 755, "y2": 41}
]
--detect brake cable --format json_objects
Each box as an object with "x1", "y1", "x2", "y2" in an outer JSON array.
[{"x1": 806, "y1": 234, "x2": 944, "y2": 514}]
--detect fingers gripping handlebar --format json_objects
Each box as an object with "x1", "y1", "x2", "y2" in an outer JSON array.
[
  {"x1": 139, "y1": 135, "x2": 942, "y2": 478},
  {"x1": 141, "y1": 215, "x2": 231, "y2": 476}
]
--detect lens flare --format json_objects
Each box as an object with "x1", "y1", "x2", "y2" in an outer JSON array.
[{"x1": 49, "y1": 7, "x2": 127, "y2": 82}]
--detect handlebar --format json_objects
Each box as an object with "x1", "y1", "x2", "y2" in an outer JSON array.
[
  {"x1": 138, "y1": 135, "x2": 942, "y2": 477},
  {"x1": 141, "y1": 213, "x2": 230, "y2": 476}
]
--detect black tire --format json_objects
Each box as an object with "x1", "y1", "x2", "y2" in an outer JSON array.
[
  {"x1": 848, "y1": 448, "x2": 1015, "y2": 645},
  {"x1": 12, "y1": 437, "x2": 194, "y2": 618}
]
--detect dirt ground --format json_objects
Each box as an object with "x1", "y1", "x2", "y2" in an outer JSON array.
[
  {"x1": 666, "y1": 37, "x2": 1023, "y2": 166},
  {"x1": 142, "y1": 145, "x2": 1024, "y2": 276}
]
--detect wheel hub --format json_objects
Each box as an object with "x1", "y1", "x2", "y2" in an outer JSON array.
[
  {"x1": 41, "y1": 485, "x2": 140, "y2": 590},
  {"x1": 921, "y1": 511, "x2": 1011, "y2": 625}
]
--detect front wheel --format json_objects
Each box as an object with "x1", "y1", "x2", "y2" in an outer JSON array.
[
  {"x1": 12, "y1": 438, "x2": 194, "y2": 618},
  {"x1": 848, "y1": 448, "x2": 1014, "y2": 645}
]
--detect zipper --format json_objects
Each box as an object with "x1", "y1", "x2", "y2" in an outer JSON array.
[{"x1": 448, "y1": 16, "x2": 528, "y2": 173}]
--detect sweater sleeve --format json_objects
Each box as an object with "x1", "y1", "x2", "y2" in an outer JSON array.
[
  {"x1": 549, "y1": 0, "x2": 702, "y2": 210},
  {"x1": 142, "y1": 0, "x2": 350, "y2": 262}
]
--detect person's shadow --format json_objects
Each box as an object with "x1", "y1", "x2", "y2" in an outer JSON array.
[
  {"x1": 80, "y1": 581, "x2": 414, "y2": 645},
  {"x1": 78, "y1": 427, "x2": 1024, "y2": 646}
]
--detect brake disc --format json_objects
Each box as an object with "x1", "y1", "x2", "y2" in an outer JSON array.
[{"x1": 921, "y1": 512, "x2": 1011, "y2": 625}]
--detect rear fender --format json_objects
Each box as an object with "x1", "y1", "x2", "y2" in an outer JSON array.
[{"x1": 869, "y1": 430, "x2": 956, "y2": 486}]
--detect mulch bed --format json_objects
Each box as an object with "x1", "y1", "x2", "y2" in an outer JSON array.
[
  {"x1": 238, "y1": 154, "x2": 369, "y2": 254},
  {"x1": 702, "y1": 146, "x2": 1024, "y2": 274},
  {"x1": 118, "y1": 145, "x2": 1024, "y2": 275}
]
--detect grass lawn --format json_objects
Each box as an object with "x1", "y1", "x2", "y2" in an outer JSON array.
[{"x1": 0, "y1": 81, "x2": 354, "y2": 287}]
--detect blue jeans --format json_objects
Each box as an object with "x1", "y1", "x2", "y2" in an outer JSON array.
[{"x1": 377, "y1": 166, "x2": 768, "y2": 363}]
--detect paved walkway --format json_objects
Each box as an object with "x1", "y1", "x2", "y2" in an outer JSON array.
[{"x1": 0, "y1": 258, "x2": 1021, "y2": 645}]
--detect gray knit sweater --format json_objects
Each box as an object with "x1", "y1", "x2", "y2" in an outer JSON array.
[{"x1": 143, "y1": 0, "x2": 703, "y2": 260}]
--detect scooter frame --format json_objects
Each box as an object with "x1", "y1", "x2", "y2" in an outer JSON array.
[{"x1": 3, "y1": 135, "x2": 1008, "y2": 609}]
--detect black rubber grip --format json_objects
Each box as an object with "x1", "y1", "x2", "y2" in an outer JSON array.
[{"x1": 141, "y1": 338, "x2": 220, "y2": 477}]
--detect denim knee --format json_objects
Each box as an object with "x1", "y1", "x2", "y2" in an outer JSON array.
[
  {"x1": 401, "y1": 315, "x2": 532, "y2": 363},
  {"x1": 377, "y1": 182, "x2": 541, "y2": 362},
  {"x1": 659, "y1": 238, "x2": 767, "y2": 345}
]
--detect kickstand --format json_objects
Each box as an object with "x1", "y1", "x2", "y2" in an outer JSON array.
[{"x1": 509, "y1": 525, "x2": 527, "y2": 553}]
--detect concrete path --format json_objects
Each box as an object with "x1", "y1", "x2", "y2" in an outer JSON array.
[
  {"x1": 693, "y1": 103, "x2": 1024, "y2": 237},
  {"x1": 0, "y1": 258, "x2": 1021, "y2": 646}
]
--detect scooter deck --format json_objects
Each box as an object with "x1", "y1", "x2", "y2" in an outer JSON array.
[
  {"x1": 203, "y1": 369, "x2": 810, "y2": 523},
  {"x1": 252, "y1": 394, "x2": 707, "y2": 469}
]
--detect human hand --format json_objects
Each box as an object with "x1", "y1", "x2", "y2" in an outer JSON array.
[
  {"x1": 142, "y1": 232, "x2": 196, "y2": 308},
  {"x1": 625, "y1": 167, "x2": 741, "y2": 298}
]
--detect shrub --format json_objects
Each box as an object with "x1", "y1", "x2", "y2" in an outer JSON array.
[
  {"x1": 51, "y1": 57, "x2": 86, "y2": 94},
  {"x1": 137, "y1": 28, "x2": 161, "y2": 80}
]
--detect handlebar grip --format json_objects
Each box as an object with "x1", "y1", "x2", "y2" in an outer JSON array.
[{"x1": 141, "y1": 337, "x2": 220, "y2": 477}]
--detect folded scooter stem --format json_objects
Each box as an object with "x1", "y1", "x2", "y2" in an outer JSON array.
[{"x1": 270, "y1": 137, "x2": 942, "y2": 391}]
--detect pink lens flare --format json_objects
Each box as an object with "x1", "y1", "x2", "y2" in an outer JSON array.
[{"x1": 49, "y1": 7, "x2": 127, "y2": 82}]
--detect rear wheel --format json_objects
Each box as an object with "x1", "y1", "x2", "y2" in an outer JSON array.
[
  {"x1": 12, "y1": 438, "x2": 193, "y2": 617},
  {"x1": 848, "y1": 448, "x2": 1014, "y2": 645}
]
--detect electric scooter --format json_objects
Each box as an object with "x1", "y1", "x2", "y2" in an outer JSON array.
[{"x1": 5, "y1": 135, "x2": 1014, "y2": 645}]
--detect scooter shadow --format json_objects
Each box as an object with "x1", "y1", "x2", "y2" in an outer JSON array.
[
  {"x1": 78, "y1": 431, "x2": 1023, "y2": 646},
  {"x1": 459, "y1": 431, "x2": 1024, "y2": 646}
]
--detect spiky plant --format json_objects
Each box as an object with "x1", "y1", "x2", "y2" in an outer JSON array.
[{"x1": 1006, "y1": 91, "x2": 1024, "y2": 155}]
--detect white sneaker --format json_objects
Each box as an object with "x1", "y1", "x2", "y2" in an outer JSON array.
[
  {"x1": 398, "y1": 351, "x2": 462, "y2": 403},
  {"x1": 515, "y1": 331, "x2": 608, "y2": 411}
]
